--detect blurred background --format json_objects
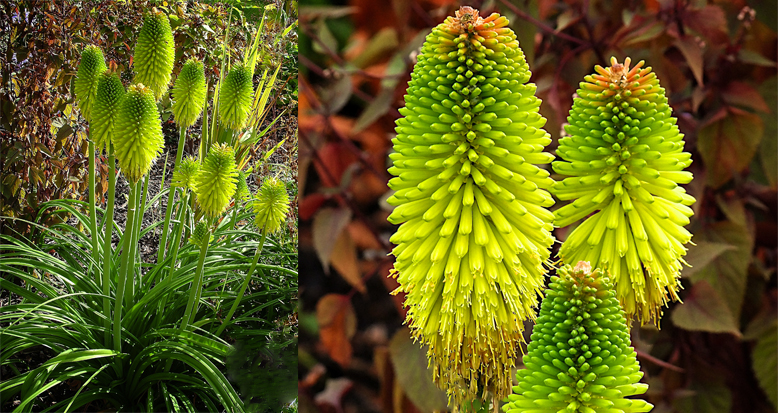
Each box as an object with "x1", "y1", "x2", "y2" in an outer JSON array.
[{"x1": 298, "y1": 0, "x2": 777, "y2": 412}]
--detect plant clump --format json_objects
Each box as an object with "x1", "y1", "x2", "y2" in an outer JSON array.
[
  {"x1": 551, "y1": 57, "x2": 695, "y2": 325},
  {"x1": 74, "y1": 45, "x2": 107, "y2": 122},
  {"x1": 218, "y1": 63, "x2": 254, "y2": 131},
  {"x1": 172, "y1": 58, "x2": 207, "y2": 127},
  {"x1": 133, "y1": 8, "x2": 175, "y2": 100},
  {"x1": 387, "y1": 6, "x2": 556, "y2": 404},
  {"x1": 195, "y1": 143, "x2": 238, "y2": 218},
  {"x1": 113, "y1": 83, "x2": 164, "y2": 183},
  {"x1": 504, "y1": 262, "x2": 653, "y2": 413}
]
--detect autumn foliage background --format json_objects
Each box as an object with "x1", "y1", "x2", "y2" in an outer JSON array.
[{"x1": 298, "y1": 0, "x2": 777, "y2": 412}]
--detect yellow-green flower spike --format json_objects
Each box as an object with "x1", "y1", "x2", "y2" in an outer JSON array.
[
  {"x1": 194, "y1": 143, "x2": 238, "y2": 218},
  {"x1": 189, "y1": 220, "x2": 211, "y2": 249},
  {"x1": 74, "y1": 46, "x2": 107, "y2": 122},
  {"x1": 172, "y1": 157, "x2": 200, "y2": 191},
  {"x1": 253, "y1": 177, "x2": 290, "y2": 234},
  {"x1": 218, "y1": 63, "x2": 254, "y2": 131},
  {"x1": 113, "y1": 84, "x2": 164, "y2": 183},
  {"x1": 386, "y1": 6, "x2": 556, "y2": 404},
  {"x1": 133, "y1": 9, "x2": 175, "y2": 100},
  {"x1": 172, "y1": 58, "x2": 207, "y2": 128},
  {"x1": 234, "y1": 170, "x2": 251, "y2": 202},
  {"x1": 551, "y1": 57, "x2": 695, "y2": 325},
  {"x1": 90, "y1": 70, "x2": 125, "y2": 152},
  {"x1": 505, "y1": 262, "x2": 653, "y2": 413}
]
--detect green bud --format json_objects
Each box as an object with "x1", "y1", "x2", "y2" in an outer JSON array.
[
  {"x1": 172, "y1": 58, "x2": 207, "y2": 127},
  {"x1": 218, "y1": 63, "x2": 254, "y2": 130},
  {"x1": 234, "y1": 170, "x2": 251, "y2": 202},
  {"x1": 551, "y1": 57, "x2": 695, "y2": 325},
  {"x1": 194, "y1": 143, "x2": 238, "y2": 218},
  {"x1": 74, "y1": 46, "x2": 107, "y2": 122},
  {"x1": 253, "y1": 177, "x2": 289, "y2": 234},
  {"x1": 505, "y1": 262, "x2": 653, "y2": 413},
  {"x1": 189, "y1": 220, "x2": 211, "y2": 249},
  {"x1": 387, "y1": 6, "x2": 555, "y2": 405},
  {"x1": 113, "y1": 84, "x2": 164, "y2": 183},
  {"x1": 133, "y1": 9, "x2": 175, "y2": 100},
  {"x1": 172, "y1": 157, "x2": 200, "y2": 191}
]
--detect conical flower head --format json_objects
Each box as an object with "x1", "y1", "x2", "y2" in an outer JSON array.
[
  {"x1": 90, "y1": 70, "x2": 125, "y2": 152},
  {"x1": 189, "y1": 220, "x2": 211, "y2": 249},
  {"x1": 172, "y1": 58, "x2": 207, "y2": 127},
  {"x1": 133, "y1": 9, "x2": 175, "y2": 100},
  {"x1": 234, "y1": 170, "x2": 251, "y2": 202},
  {"x1": 172, "y1": 157, "x2": 200, "y2": 191},
  {"x1": 74, "y1": 46, "x2": 107, "y2": 122},
  {"x1": 505, "y1": 262, "x2": 653, "y2": 413},
  {"x1": 386, "y1": 6, "x2": 556, "y2": 404},
  {"x1": 113, "y1": 84, "x2": 164, "y2": 183},
  {"x1": 218, "y1": 63, "x2": 254, "y2": 131},
  {"x1": 194, "y1": 143, "x2": 238, "y2": 218},
  {"x1": 253, "y1": 177, "x2": 289, "y2": 234},
  {"x1": 551, "y1": 57, "x2": 695, "y2": 325}
]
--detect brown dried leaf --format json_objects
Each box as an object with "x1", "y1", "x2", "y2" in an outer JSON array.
[{"x1": 316, "y1": 294, "x2": 357, "y2": 366}]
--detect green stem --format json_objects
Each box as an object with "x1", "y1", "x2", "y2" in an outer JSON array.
[
  {"x1": 156, "y1": 190, "x2": 189, "y2": 328},
  {"x1": 159, "y1": 127, "x2": 187, "y2": 263},
  {"x1": 180, "y1": 233, "x2": 210, "y2": 332},
  {"x1": 126, "y1": 181, "x2": 142, "y2": 307},
  {"x1": 215, "y1": 229, "x2": 267, "y2": 336},
  {"x1": 164, "y1": 223, "x2": 208, "y2": 374},
  {"x1": 102, "y1": 145, "x2": 116, "y2": 347},
  {"x1": 88, "y1": 140, "x2": 100, "y2": 280},
  {"x1": 168, "y1": 191, "x2": 189, "y2": 270},
  {"x1": 114, "y1": 180, "x2": 138, "y2": 353}
]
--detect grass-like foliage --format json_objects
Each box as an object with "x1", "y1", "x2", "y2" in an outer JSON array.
[{"x1": 0, "y1": 193, "x2": 295, "y2": 412}]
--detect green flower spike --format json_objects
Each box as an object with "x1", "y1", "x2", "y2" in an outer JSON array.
[
  {"x1": 74, "y1": 45, "x2": 107, "y2": 122},
  {"x1": 90, "y1": 69, "x2": 125, "y2": 152},
  {"x1": 551, "y1": 57, "x2": 695, "y2": 325},
  {"x1": 218, "y1": 63, "x2": 254, "y2": 130},
  {"x1": 505, "y1": 262, "x2": 653, "y2": 413},
  {"x1": 387, "y1": 6, "x2": 556, "y2": 404},
  {"x1": 172, "y1": 58, "x2": 207, "y2": 127},
  {"x1": 189, "y1": 220, "x2": 211, "y2": 248},
  {"x1": 234, "y1": 170, "x2": 251, "y2": 202},
  {"x1": 172, "y1": 157, "x2": 200, "y2": 191},
  {"x1": 113, "y1": 84, "x2": 164, "y2": 183},
  {"x1": 133, "y1": 8, "x2": 175, "y2": 100},
  {"x1": 253, "y1": 177, "x2": 290, "y2": 234},
  {"x1": 194, "y1": 143, "x2": 238, "y2": 218}
]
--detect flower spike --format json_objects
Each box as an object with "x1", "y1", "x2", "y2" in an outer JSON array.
[
  {"x1": 505, "y1": 262, "x2": 653, "y2": 413},
  {"x1": 218, "y1": 63, "x2": 254, "y2": 131},
  {"x1": 253, "y1": 177, "x2": 289, "y2": 234},
  {"x1": 387, "y1": 6, "x2": 556, "y2": 404},
  {"x1": 551, "y1": 57, "x2": 695, "y2": 325},
  {"x1": 133, "y1": 8, "x2": 175, "y2": 100},
  {"x1": 113, "y1": 84, "x2": 164, "y2": 183},
  {"x1": 172, "y1": 58, "x2": 207, "y2": 128},
  {"x1": 90, "y1": 69, "x2": 125, "y2": 152},
  {"x1": 194, "y1": 143, "x2": 238, "y2": 218},
  {"x1": 74, "y1": 46, "x2": 107, "y2": 122}
]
